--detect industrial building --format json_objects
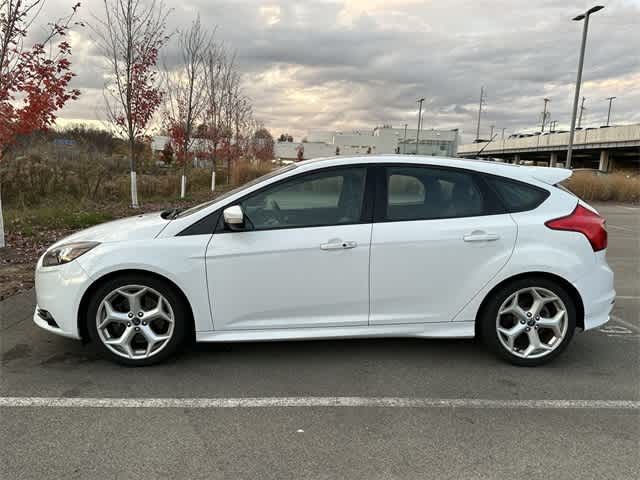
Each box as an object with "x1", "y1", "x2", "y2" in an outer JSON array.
[{"x1": 275, "y1": 125, "x2": 459, "y2": 161}]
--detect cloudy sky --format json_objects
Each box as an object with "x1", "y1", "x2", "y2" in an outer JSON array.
[{"x1": 48, "y1": 0, "x2": 640, "y2": 142}]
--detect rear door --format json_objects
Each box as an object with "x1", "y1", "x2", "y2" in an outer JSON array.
[{"x1": 369, "y1": 165, "x2": 517, "y2": 325}]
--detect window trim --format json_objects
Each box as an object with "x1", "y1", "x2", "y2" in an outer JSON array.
[
  {"x1": 372, "y1": 163, "x2": 505, "y2": 223},
  {"x1": 177, "y1": 163, "x2": 533, "y2": 235}
]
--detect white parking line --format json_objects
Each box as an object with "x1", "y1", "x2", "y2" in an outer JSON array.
[
  {"x1": 607, "y1": 225, "x2": 636, "y2": 232},
  {"x1": 610, "y1": 315, "x2": 640, "y2": 333},
  {"x1": 0, "y1": 397, "x2": 638, "y2": 410}
]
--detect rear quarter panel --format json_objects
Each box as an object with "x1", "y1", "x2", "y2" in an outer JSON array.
[{"x1": 453, "y1": 190, "x2": 594, "y2": 322}]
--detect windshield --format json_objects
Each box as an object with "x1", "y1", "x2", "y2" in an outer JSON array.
[{"x1": 174, "y1": 164, "x2": 298, "y2": 219}]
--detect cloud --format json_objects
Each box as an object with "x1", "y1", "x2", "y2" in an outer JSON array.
[{"x1": 48, "y1": 0, "x2": 640, "y2": 141}]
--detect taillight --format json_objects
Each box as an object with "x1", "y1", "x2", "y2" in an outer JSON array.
[{"x1": 545, "y1": 204, "x2": 607, "y2": 251}]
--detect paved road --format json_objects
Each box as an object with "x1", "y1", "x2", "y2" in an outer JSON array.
[{"x1": 1, "y1": 203, "x2": 639, "y2": 479}]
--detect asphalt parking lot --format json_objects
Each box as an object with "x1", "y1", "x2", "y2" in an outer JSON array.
[{"x1": 1, "y1": 203, "x2": 638, "y2": 479}]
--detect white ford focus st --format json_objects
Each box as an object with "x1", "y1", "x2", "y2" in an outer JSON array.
[{"x1": 34, "y1": 156, "x2": 614, "y2": 366}]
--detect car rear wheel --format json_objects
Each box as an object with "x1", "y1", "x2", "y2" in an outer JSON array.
[
  {"x1": 86, "y1": 273, "x2": 188, "y2": 366},
  {"x1": 480, "y1": 277, "x2": 576, "y2": 366}
]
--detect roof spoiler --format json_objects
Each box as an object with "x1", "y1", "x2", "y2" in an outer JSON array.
[{"x1": 521, "y1": 166, "x2": 572, "y2": 185}]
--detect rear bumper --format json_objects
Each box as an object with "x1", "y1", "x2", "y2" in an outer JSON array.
[{"x1": 572, "y1": 251, "x2": 615, "y2": 331}]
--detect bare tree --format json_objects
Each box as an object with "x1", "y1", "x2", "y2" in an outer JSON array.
[
  {"x1": 202, "y1": 44, "x2": 231, "y2": 188},
  {"x1": 201, "y1": 42, "x2": 257, "y2": 186},
  {"x1": 92, "y1": 0, "x2": 170, "y2": 208},
  {"x1": 163, "y1": 15, "x2": 210, "y2": 198}
]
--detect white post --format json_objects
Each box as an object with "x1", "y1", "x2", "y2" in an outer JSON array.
[
  {"x1": 0, "y1": 185, "x2": 5, "y2": 249},
  {"x1": 211, "y1": 171, "x2": 216, "y2": 192},
  {"x1": 130, "y1": 171, "x2": 139, "y2": 208},
  {"x1": 550, "y1": 152, "x2": 558, "y2": 167},
  {"x1": 181, "y1": 175, "x2": 187, "y2": 198}
]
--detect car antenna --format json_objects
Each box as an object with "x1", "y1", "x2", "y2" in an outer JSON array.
[{"x1": 476, "y1": 133, "x2": 498, "y2": 158}]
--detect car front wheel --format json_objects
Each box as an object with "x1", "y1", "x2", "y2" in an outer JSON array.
[
  {"x1": 86, "y1": 274, "x2": 188, "y2": 366},
  {"x1": 480, "y1": 277, "x2": 577, "y2": 366}
]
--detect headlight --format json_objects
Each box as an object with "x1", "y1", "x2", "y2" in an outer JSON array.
[{"x1": 42, "y1": 242, "x2": 100, "y2": 267}]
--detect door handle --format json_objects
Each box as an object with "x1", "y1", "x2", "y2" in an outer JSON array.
[
  {"x1": 320, "y1": 240, "x2": 358, "y2": 250},
  {"x1": 463, "y1": 232, "x2": 500, "y2": 242}
]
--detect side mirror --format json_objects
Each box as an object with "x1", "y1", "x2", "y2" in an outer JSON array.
[{"x1": 223, "y1": 205, "x2": 245, "y2": 230}]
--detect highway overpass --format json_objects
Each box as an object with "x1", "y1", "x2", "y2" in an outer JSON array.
[{"x1": 457, "y1": 124, "x2": 640, "y2": 171}]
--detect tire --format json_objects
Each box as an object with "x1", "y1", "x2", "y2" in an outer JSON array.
[
  {"x1": 480, "y1": 276, "x2": 576, "y2": 367},
  {"x1": 86, "y1": 273, "x2": 188, "y2": 366}
]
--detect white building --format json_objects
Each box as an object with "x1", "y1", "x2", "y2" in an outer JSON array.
[{"x1": 275, "y1": 126, "x2": 459, "y2": 161}]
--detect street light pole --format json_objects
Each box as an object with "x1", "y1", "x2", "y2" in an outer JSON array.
[
  {"x1": 566, "y1": 5, "x2": 604, "y2": 168},
  {"x1": 606, "y1": 96, "x2": 616, "y2": 126},
  {"x1": 416, "y1": 98, "x2": 425, "y2": 154},
  {"x1": 475, "y1": 86, "x2": 485, "y2": 141},
  {"x1": 403, "y1": 123, "x2": 408, "y2": 154}
]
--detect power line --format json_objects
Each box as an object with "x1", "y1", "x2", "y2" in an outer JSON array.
[
  {"x1": 578, "y1": 96, "x2": 586, "y2": 128},
  {"x1": 540, "y1": 98, "x2": 551, "y2": 132}
]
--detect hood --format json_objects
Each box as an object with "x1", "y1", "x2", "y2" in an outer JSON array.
[{"x1": 51, "y1": 212, "x2": 169, "y2": 247}]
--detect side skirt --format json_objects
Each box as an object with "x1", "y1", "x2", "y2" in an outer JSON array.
[{"x1": 195, "y1": 321, "x2": 475, "y2": 343}]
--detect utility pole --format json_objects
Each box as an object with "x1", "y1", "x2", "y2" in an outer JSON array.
[
  {"x1": 490, "y1": 125, "x2": 495, "y2": 138},
  {"x1": 550, "y1": 120, "x2": 558, "y2": 132},
  {"x1": 501, "y1": 128, "x2": 506, "y2": 140},
  {"x1": 475, "y1": 86, "x2": 486, "y2": 141},
  {"x1": 578, "y1": 96, "x2": 586, "y2": 128},
  {"x1": 541, "y1": 98, "x2": 551, "y2": 132},
  {"x1": 567, "y1": 5, "x2": 604, "y2": 168},
  {"x1": 416, "y1": 98, "x2": 425, "y2": 154},
  {"x1": 403, "y1": 123, "x2": 408, "y2": 154},
  {"x1": 606, "y1": 96, "x2": 616, "y2": 126}
]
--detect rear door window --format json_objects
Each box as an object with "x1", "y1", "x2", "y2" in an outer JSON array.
[{"x1": 383, "y1": 166, "x2": 488, "y2": 221}]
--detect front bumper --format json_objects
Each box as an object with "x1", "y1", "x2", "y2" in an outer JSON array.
[
  {"x1": 573, "y1": 251, "x2": 616, "y2": 331},
  {"x1": 33, "y1": 258, "x2": 92, "y2": 339}
]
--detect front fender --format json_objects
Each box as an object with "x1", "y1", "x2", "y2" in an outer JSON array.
[{"x1": 77, "y1": 236, "x2": 214, "y2": 332}]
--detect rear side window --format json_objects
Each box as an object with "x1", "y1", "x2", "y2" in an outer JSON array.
[{"x1": 484, "y1": 175, "x2": 549, "y2": 212}]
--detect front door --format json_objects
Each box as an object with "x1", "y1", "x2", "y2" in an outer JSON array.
[
  {"x1": 369, "y1": 165, "x2": 517, "y2": 324},
  {"x1": 206, "y1": 166, "x2": 372, "y2": 331}
]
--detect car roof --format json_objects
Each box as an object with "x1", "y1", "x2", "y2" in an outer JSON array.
[{"x1": 293, "y1": 155, "x2": 567, "y2": 184}]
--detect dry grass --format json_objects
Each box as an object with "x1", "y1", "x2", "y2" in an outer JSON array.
[
  {"x1": 231, "y1": 159, "x2": 274, "y2": 186},
  {"x1": 0, "y1": 144, "x2": 237, "y2": 208},
  {"x1": 566, "y1": 171, "x2": 640, "y2": 203}
]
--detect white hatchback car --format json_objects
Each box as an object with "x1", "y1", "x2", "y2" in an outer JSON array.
[{"x1": 34, "y1": 156, "x2": 614, "y2": 366}]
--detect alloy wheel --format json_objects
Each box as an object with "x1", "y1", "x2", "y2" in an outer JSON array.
[
  {"x1": 495, "y1": 287, "x2": 568, "y2": 359},
  {"x1": 96, "y1": 285, "x2": 175, "y2": 360}
]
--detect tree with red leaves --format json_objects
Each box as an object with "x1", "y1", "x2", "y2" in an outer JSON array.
[
  {"x1": 92, "y1": 0, "x2": 169, "y2": 208},
  {"x1": 0, "y1": 0, "x2": 81, "y2": 248},
  {"x1": 252, "y1": 127, "x2": 274, "y2": 163}
]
